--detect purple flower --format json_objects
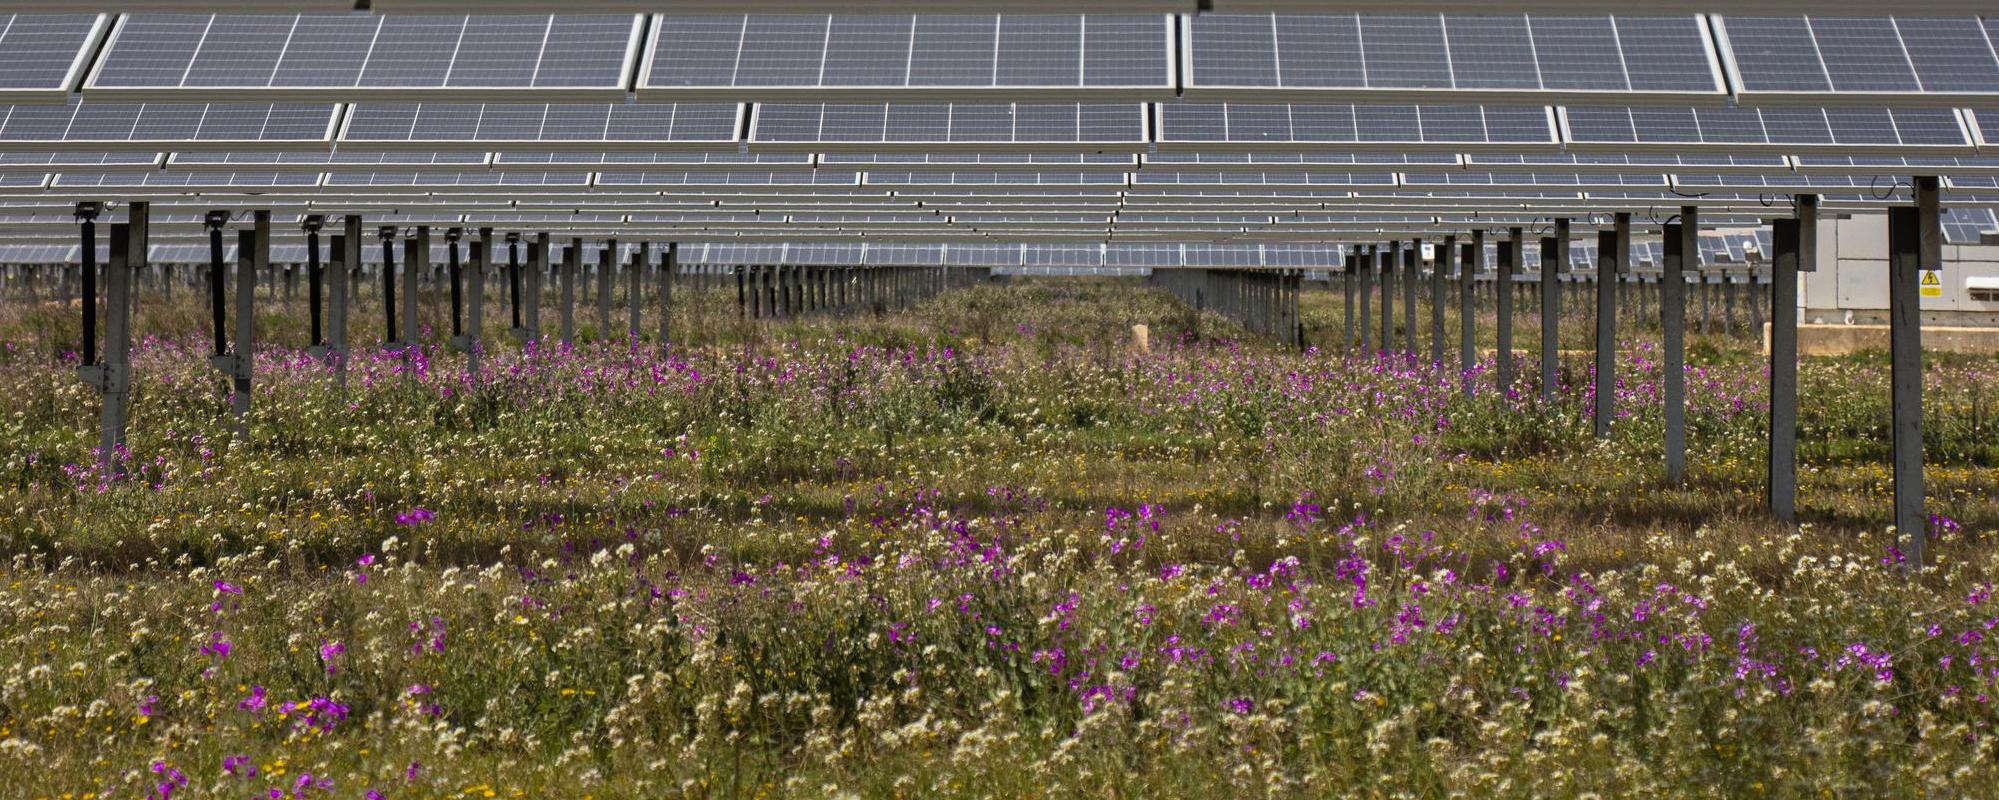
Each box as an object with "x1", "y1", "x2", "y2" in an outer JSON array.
[
  {"x1": 318, "y1": 640, "x2": 344, "y2": 674},
  {"x1": 238, "y1": 685, "x2": 267, "y2": 713},
  {"x1": 1226, "y1": 697, "x2": 1254, "y2": 714},
  {"x1": 222, "y1": 755, "x2": 255, "y2": 777},
  {"x1": 394, "y1": 507, "x2": 435, "y2": 526}
]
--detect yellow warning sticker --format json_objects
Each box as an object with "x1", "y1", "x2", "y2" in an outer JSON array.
[{"x1": 1920, "y1": 270, "x2": 1944, "y2": 298}]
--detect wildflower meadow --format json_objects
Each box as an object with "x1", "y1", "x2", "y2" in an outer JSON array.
[{"x1": 0, "y1": 279, "x2": 1994, "y2": 798}]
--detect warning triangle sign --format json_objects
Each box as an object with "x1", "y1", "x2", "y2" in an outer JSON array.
[
  {"x1": 1921, "y1": 270, "x2": 1943, "y2": 297},
  {"x1": 1922, "y1": 271, "x2": 1942, "y2": 287}
]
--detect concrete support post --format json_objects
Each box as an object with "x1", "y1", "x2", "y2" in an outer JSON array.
[
  {"x1": 1403, "y1": 241, "x2": 1419, "y2": 357},
  {"x1": 1664, "y1": 209, "x2": 1696, "y2": 485},
  {"x1": 628, "y1": 242, "x2": 645, "y2": 341},
  {"x1": 1379, "y1": 243, "x2": 1395, "y2": 352},
  {"x1": 230, "y1": 229, "x2": 255, "y2": 441},
  {"x1": 466, "y1": 235, "x2": 486, "y2": 376},
  {"x1": 597, "y1": 240, "x2": 615, "y2": 337},
  {"x1": 658, "y1": 243, "x2": 676, "y2": 351},
  {"x1": 1342, "y1": 255, "x2": 1355, "y2": 351},
  {"x1": 405, "y1": 227, "x2": 426, "y2": 348},
  {"x1": 1888, "y1": 181, "x2": 1937, "y2": 566}
]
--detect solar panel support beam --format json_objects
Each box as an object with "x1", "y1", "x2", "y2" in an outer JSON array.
[
  {"x1": 1889, "y1": 198, "x2": 1929, "y2": 570},
  {"x1": 1460, "y1": 233, "x2": 1479, "y2": 395},
  {"x1": 1768, "y1": 216, "x2": 1801, "y2": 525},
  {"x1": 1593, "y1": 224, "x2": 1618, "y2": 440},
  {"x1": 1540, "y1": 222, "x2": 1564, "y2": 403},
  {"x1": 597, "y1": 241, "x2": 614, "y2": 335},
  {"x1": 1432, "y1": 236, "x2": 1449, "y2": 368},
  {"x1": 629, "y1": 241, "x2": 646, "y2": 341},
  {"x1": 658, "y1": 242, "x2": 676, "y2": 352},
  {"x1": 1664, "y1": 208, "x2": 1694, "y2": 486},
  {"x1": 1378, "y1": 244, "x2": 1394, "y2": 353},
  {"x1": 78, "y1": 217, "x2": 135, "y2": 477},
  {"x1": 528, "y1": 234, "x2": 546, "y2": 341},
  {"x1": 1402, "y1": 242, "x2": 1418, "y2": 358},
  {"x1": 229, "y1": 228, "x2": 256, "y2": 443},
  {"x1": 406, "y1": 227, "x2": 427, "y2": 349},
  {"x1": 561, "y1": 239, "x2": 578, "y2": 345},
  {"x1": 1498, "y1": 229, "x2": 1519, "y2": 391}
]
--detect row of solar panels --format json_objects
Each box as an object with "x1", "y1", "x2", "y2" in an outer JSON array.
[
  {"x1": 1, "y1": 170, "x2": 1988, "y2": 193},
  {"x1": 0, "y1": 14, "x2": 1994, "y2": 104},
  {"x1": 11, "y1": 150, "x2": 1999, "y2": 177},
  {"x1": 0, "y1": 234, "x2": 1795, "y2": 269},
  {"x1": 2, "y1": 100, "x2": 1998, "y2": 153}
]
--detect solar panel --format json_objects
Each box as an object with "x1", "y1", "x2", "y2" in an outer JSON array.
[
  {"x1": 821, "y1": 152, "x2": 1139, "y2": 170},
  {"x1": 321, "y1": 171, "x2": 592, "y2": 188},
  {"x1": 0, "y1": 151, "x2": 161, "y2": 175},
  {"x1": 1716, "y1": 17, "x2": 1999, "y2": 103},
  {"x1": 1131, "y1": 171, "x2": 1395, "y2": 188},
  {"x1": 1669, "y1": 173, "x2": 1906, "y2": 193},
  {"x1": 1940, "y1": 206, "x2": 1998, "y2": 243},
  {"x1": 51, "y1": 170, "x2": 324, "y2": 189},
  {"x1": 1184, "y1": 14, "x2": 1722, "y2": 100},
  {"x1": 1462, "y1": 152, "x2": 1790, "y2": 174},
  {"x1": 1400, "y1": 171, "x2": 1668, "y2": 189},
  {"x1": 339, "y1": 103, "x2": 745, "y2": 150},
  {"x1": 595, "y1": 171, "x2": 860, "y2": 186},
  {"x1": 1792, "y1": 155, "x2": 1999, "y2": 176},
  {"x1": 1142, "y1": 152, "x2": 1461, "y2": 167},
  {"x1": 493, "y1": 152, "x2": 812, "y2": 168},
  {"x1": 86, "y1": 14, "x2": 643, "y2": 100},
  {"x1": 168, "y1": 151, "x2": 493, "y2": 171},
  {"x1": 639, "y1": 14, "x2": 1171, "y2": 99},
  {"x1": 0, "y1": 99, "x2": 341, "y2": 151},
  {"x1": 1153, "y1": 103, "x2": 1559, "y2": 151},
  {"x1": 864, "y1": 171, "x2": 1128, "y2": 186},
  {"x1": 749, "y1": 103, "x2": 1148, "y2": 151},
  {"x1": 1560, "y1": 106, "x2": 1973, "y2": 153},
  {"x1": 0, "y1": 15, "x2": 108, "y2": 100}
]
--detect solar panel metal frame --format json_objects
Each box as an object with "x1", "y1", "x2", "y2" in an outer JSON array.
[
  {"x1": 0, "y1": 150, "x2": 162, "y2": 175},
  {"x1": 1791, "y1": 155, "x2": 1999, "y2": 177},
  {"x1": 0, "y1": 14, "x2": 110, "y2": 102},
  {"x1": 635, "y1": 14, "x2": 1178, "y2": 101},
  {"x1": 822, "y1": 152, "x2": 1141, "y2": 171},
  {"x1": 492, "y1": 151, "x2": 812, "y2": 169},
  {"x1": 81, "y1": 14, "x2": 646, "y2": 101},
  {"x1": 1712, "y1": 16, "x2": 1999, "y2": 107},
  {"x1": 1180, "y1": 14, "x2": 1728, "y2": 104}
]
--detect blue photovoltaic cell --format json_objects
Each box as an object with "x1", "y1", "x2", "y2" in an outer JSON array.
[
  {"x1": 1722, "y1": 17, "x2": 1999, "y2": 97},
  {"x1": 1187, "y1": 14, "x2": 1718, "y2": 95},
  {"x1": 645, "y1": 14, "x2": 1168, "y2": 91},
  {"x1": 91, "y1": 15, "x2": 637, "y2": 92}
]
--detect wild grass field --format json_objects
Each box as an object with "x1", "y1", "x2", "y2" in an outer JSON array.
[{"x1": 0, "y1": 276, "x2": 1995, "y2": 798}]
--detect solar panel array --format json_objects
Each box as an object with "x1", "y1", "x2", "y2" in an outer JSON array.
[{"x1": 0, "y1": 11, "x2": 1992, "y2": 251}]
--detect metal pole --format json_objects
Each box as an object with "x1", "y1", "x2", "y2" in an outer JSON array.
[
  {"x1": 561, "y1": 238, "x2": 578, "y2": 345},
  {"x1": 628, "y1": 241, "x2": 645, "y2": 341},
  {"x1": 1461, "y1": 232, "x2": 1480, "y2": 394},
  {"x1": 466, "y1": 236, "x2": 486, "y2": 375},
  {"x1": 1664, "y1": 209, "x2": 1695, "y2": 485},
  {"x1": 1379, "y1": 243, "x2": 1395, "y2": 353},
  {"x1": 85, "y1": 222, "x2": 134, "y2": 475},
  {"x1": 405, "y1": 226, "x2": 425, "y2": 348},
  {"x1": 1889, "y1": 188, "x2": 1933, "y2": 566},
  {"x1": 306, "y1": 218, "x2": 324, "y2": 350},
  {"x1": 1358, "y1": 247, "x2": 1373, "y2": 352},
  {"x1": 1432, "y1": 235, "x2": 1450, "y2": 367},
  {"x1": 1342, "y1": 255, "x2": 1355, "y2": 351},
  {"x1": 230, "y1": 229, "x2": 255, "y2": 442},
  {"x1": 1497, "y1": 229, "x2": 1519, "y2": 391},
  {"x1": 1540, "y1": 221, "x2": 1564, "y2": 401},
  {"x1": 1768, "y1": 217, "x2": 1802, "y2": 524},
  {"x1": 334, "y1": 216, "x2": 358, "y2": 391},
  {"x1": 446, "y1": 229, "x2": 462, "y2": 341},
  {"x1": 1403, "y1": 241, "x2": 1419, "y2": 357},
  {"x1": 380, "y1": 227, "x2": 399, "y2": 346},
  {"x1": 527, "y1": 234, "x2": 546, "y2": 341},
  {"x1": 507, "y1": 233, "x2": 522, "y2": 334},
  {"x1": 1593, "y1": 229, "x2": 1618, "y2": 439},
  {"x1": 658, "y1": 242, "x2": 676, "y2": 352},
  {"x1": 598, "y1": 240, "x2": 614, "y2": 334}
]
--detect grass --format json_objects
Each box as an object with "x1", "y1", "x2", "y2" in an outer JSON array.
[{"x1": 0, "y1": 276, "x2": 1994, "y2": 798}]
